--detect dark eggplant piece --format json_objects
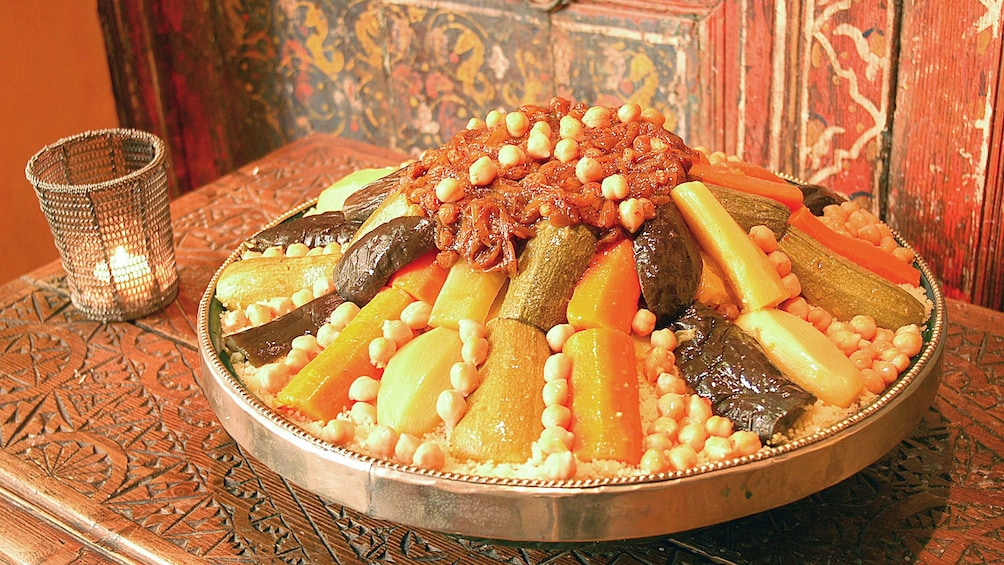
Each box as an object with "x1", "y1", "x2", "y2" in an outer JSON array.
[
  {"x1": 796, "y1": 182, "x2": 846, "y2": 215},
  {"x1": 341, "y1": 168, "x2": 405, "y2": 224},
  {"x1": 246, "y1": 211, "x2": 360, "y2": 251},
  {"x1": 673, "y1": 303, "x2": 815, "y2": 443},
  {"x1": 225, "y1": 293, "x2": 345, "y2": 365},
  {"x1": 334, "y1": 215, "x2": 437, "y2": 305},
  {"x1": 633, "y1": 201, "x2": 703, "y2": 324}
]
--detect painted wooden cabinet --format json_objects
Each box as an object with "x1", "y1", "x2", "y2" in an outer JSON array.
[{"x1": 98, "y1": 0, "x2": 1004, "y2": 310}]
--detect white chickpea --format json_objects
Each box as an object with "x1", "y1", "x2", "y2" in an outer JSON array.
[
  {"x1": 667, "y1": 444, "x2": 698, "y2": 472},
  {"x1": 245, "y1": 303, "x2": 272, "y2": 327},
  {"x1": 312, "y1": 277, "x2": 335, "y2": 298},
  {"x1": 526, "y1": 131, "x2": 552, "y2": 160},
  {"x1": 291, "y1": 288, "x2": 315, "y2": 308},
  {"x1": 640, "y1": 107, "x2": 666, "y2": 127},
  {"x1": 702, "y1": 436, "x2": 733, "y2": 461},
  {"x1": 319, "y1": 419, "x2": 354, "y2": 444},
  {"x1": 291, "y1": 334, "x2": 321, "y2": 359},
  {"x1": 639, "y1": 448, "x2": 671, "y2": 474},
  {"x1": 437, "y1": 389, "x2": 467, "y2": 428},
  {"x1": 545, "y1": 324, "x2": 576, "y2": 352},
  {"x1": 657, "y1": 393, "x2": 686, "y2": 420},
  {"x1": 413, "y1": 441, "x2": 446, "y2": 471},
  {"x1": 542, "y1": 378, "x2": 569, "y2": 406},
  {"x1": 322, "y1": 242, "x2": 341, "y2": 256},
  {"x1": 553, "y1": 138, "x2": 578, "y2": 163},
  {"x1": 729, "y1": 430, "x2": 762, "y2": 457},
  {"x1": 329, "y1": 301, "x2": 360, "y2": 329},
  {"x1": 268, "y1": 296, "x2": 295, "y2": 318},
  {"x1": 650, "y1": 328, "x2": 678, "y2": 351},
  {"x1": 559, "y1": 115, "x2": 583, "y2": 140},
  {"x1": 400, "y1": 300, "x2": 432, "y2": 329},
  {"x1": 394, "y1": 433, "x2": 422, "y2": 464},
  {"x1": 538, "y1": 426, "x2": 574, "y2": 453},
  {"x1": 575, "y1": 156, "x2": 604, "y2": 184},
  {"x1": 315, "y1": 323, "x2": 339, "y2": 348},
  {"x1": 645, "y1": 346, "x2": 673, "y2": 381},
  {"x1": 435, "y1": 177, "x2": 465, "y2": 203},
  {"x1": 457, "y1": 318, "x2": 488, "y2": 342},
  {"x1": 543, "y1": 353, "x2": 573, "y2": 382},
  {"x1": 450, "y1": 361, "x2": 480, "y2": 396},
  {"x1": 617, "y1": 102, "x2": 642, "y2": 123},
  {"x1": 643, "y1": 432, "x2": 673, "y2": 452},
  {"x1": 581, "y1": 106, "x2": 611, "y2": 128},
  {"x1": 366, "y1": 425, "x2": 399, "y2": 458},
  {"x1": 348, "y1": 375, "x2": 380, "y2": 402},
  {"x1": 530, "y1": 120, "x2": 552, "y2": 137},
  {"x1": 350, "y1": 401, "x2": 377, "y2": 425},
  {"x1": 485, "y1": 109, "x2": 506, "y2": 128},
  {"x1": 648, "y1": 416, "x2": 679, "y2": 440},
  {"x1": 631, "y1": 308, "x2": 657, "y2": 336},
  {"x1": 466, "y1": 117, "x2": 486, "y2": 130},
  {"x1": 601, "y1": 174, "x2": 629, "y2": 200},
  {"x1": 283, "y1": 348, "x2": 310, "y2": 373},
  {"x1": 497, "y1": 144, "x2": 526, "y2": 167},
  {"x1": 686, "y1": 394, "x2": 714, "y2": 424},
  {"x1": 468, "y1": 157, "x2": 498, "y2": 187},
  {"x1": 704, "y1": 415, "x2": 734, "y2": 438},
  {"x1": 541, "y1": 404, "x2": 572, "y2": 428},
  {"x1": 285, "y1": 242, "x2": 310, "y2": 257},
  {"x1": 543, "y1": 451, "x2": 577, "y2": 480},
  {"x1": 619, "y1": 198, "x2": 645, "y2": 233},
  {"x1": 461, "y1": 337, "x2": 489, "y2": 365},
  {"x1": 255, "y1": 363, "x2": 291, "y2": 394},
  {"x1": 678, "y1": 422, "x2": 707, "y2": 452},
  {"x1": 505, "y1": 111, "x2": 530, "y2": 137},
  {"x1": 382, "y1": 319, "x2": 414, "y2": 347},
  {"x1": 368, "y1": 337, "x2": 397, "y2": 368},
  {"x1": 221, "y1": 309, "x2": 249, "y2": 334},
  {"x1": 656, "y1": 372, "x2": 688, "y2": 396},
  {"x1": 262, "y1": 246, "x2": 284, "y2": 258}
]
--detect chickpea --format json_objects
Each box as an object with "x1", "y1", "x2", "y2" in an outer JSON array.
[
  {"x1": 582, "y1": 106, "x2": 612, "y2": 128},
  {"x1": 291, "y1": 288, "x2": 314, "y2": 308},
  {"x1": 283, "y1": 348, "x2": 310, "y2": 373},
  {"x1": 435, "y1": 177, "x2": 465, "y2": 203},
  {"x1": 450, "y1": 361, "x2": 480, "y2": 396},
  {"x1": 545, "y1": 324, "x2": 576, "y2": 352},
  {"x1": 541, "y1": 404, "x2": 572, "y2": 428},
  {"x1": 348, "y1": 375, "x2": 380, "y2": 402},
  {"x1": 256, "y1": 363, "x2": 290, "y2": 394},
  {"x1": 543, "y1": 451, "x2": 577, "y2": 480},
  {"x1": 246, "y1": 303, "x2": 272, "y2": 327},
  {"x1": 617, "y1": 102, "x2": 642, "y2": 123},
  {"x1": 553, "y1": 138, "x2": 579, "y2": 163},
  {"x1": 368, "y1": 336, "x2": 397, "y2": 368},
  {"x1": 559, "y1": 115, "x2": 583, "y2": 140},
  {"x1": 468, "y1": 156, "x2": 498, "y2": 187},
  {"x1": 729, "y1": 430, "x2": 762, "y2": 457},
  {"x1": 768, "y1": 250, "x2": 792, "y2": 277},
  {"x1": 285, "y1": 242, "x2": 310, "y2": 257},
  {"x1": 631, "y1": 308, "x2": 657, "y2": 336},
  {"x1": 648, "y1": 416, "x2": 679, "y2": 440},
  {"x1": 461, "y1": 337, "x2": 489, "y2": 365},
  {"x1": 497, "y1": 144, "x2": 526, "y2": 167},
  {"x1": 575, "y1": 156, "x2": 604, "y2": 184},
  {"x1": 704, "y1": 415, "x2": 733, "y2": 438},
  {"x1": 437, "y1": 389, "x2": 467, "y2": 428},
  {"x1": 538, "y1": 426, "x2": 574, "y2": 453},
  {"x1": 400, "y1": 300, "x2": 432, "y2": 329},
  {"x1": 526, "y1": 130, "x2": 552, "y2": 160},
  {"x1": 542, "y1": 378, "x2": 569, "y2": 407},
  {"x1": 350, "y1": 401, "x2": 377, "y2": 425},
  {"x1": 686, "y1": 394, "x2": 714, "y2": 424},
  {"x1": 640, "y1": 448, "x2": 671, "y2": 474},
  {"x1": 657, "y1": 393, "x2": 687, "y2": 420},
  {"x1": 485, "y1": 109, "x2": 506, "y2": 128},
  {"x1": 640, "y1": 107, "x2": 666, "y2": 127},
  {"x1": 543, "y1": 352, "x2": 573, "y2": 382},
  {"x1": 320, "y1": 419, "x2": 354, "y2": 444},
  {"x1": 458, "y1": 318, "x2": 488, "y2": 342},
  {"x1": 650, "y1": 328, "x2": 678, "y2": 351},
  {"x1": 394, "y1": 433, "x2": 421, "y2": 464},
  {"x1": 780, "y1": 272, "x2": 802, "y2": 299},
  {"x1": 644, "y1": 433, "x2": 674, "y2": 452},
  {"x1": 667, "y1": 444, "x2": 698, "y2": 471},
  {"x1": 466, "y1": 117, "x2": 486, "y2": 130},
  {"x1": 749, "y1": 225, "x2": 778, "y2": 253},
  {"x1": 656, "y1": 372, "x2": 688, "y2": 396},
  {"x1": 412, "y1": 441, "x2": 445, "y2": 471},
  {"x1": 601, "y1": 174, "x2": 630, "y2": 200},
  {"x1": 366, "y1": 425, "x2": 399, "y2": 458},
  {"x1": 618, "y1": 198, "x2": 645, "y2": 233},
  {"x1": 382, "y1": 319, "x2": 414, "y2": 347},
  {"x1": 505, "y1": 111, "x2": 530, "y2": 137}
]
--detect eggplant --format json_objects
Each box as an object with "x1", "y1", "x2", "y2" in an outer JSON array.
[
  {"x1": 334, "y1": 215, "x2": 437, "y2": 305},
  {"x1": 633, "y1": 201, "x2": 702, "y2": 324},
  {"x1": 246, "y1": 211, "x2": 359, "y2": 251},
  {"x1": 341, "y1": 168, "x2": 405, "y2": 223},
  {"x1": 796, "y1": 182, "x2": 846, "y2": 215},
  {"x1": 225, "y1": 293, "x2": 345, "y2": 366},
  {"x1": 673, "y1": 303, "x2": 815, "y2": 443}
]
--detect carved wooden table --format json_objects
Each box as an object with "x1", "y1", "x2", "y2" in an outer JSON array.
[{"x1": 1, "y1": 135, "x2": 1001, "y2": 564}]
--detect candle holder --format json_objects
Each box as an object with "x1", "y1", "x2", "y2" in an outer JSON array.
[{"x1": 25, "y1": 129, "x2": 179, "y2": 321}]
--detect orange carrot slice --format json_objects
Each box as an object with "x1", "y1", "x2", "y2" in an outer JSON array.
[
  {"x1": 688, "y1": 162, "x2": 804, "y2": 211},
  {"x1": 788, "y1": 206, "x2": 920, "y2": 287},
  {"x1": 276, "y1": 287, "x2": 413, "y2": 421},
  {"x1": 565, "y1": 239, "x2": 641, "y2": 334},
  {"x1": 390, "y1": 250, "x2": 448, "y2": 304},
  {"x1": 564, "y1": 327, "x2": 644, "y2": 464},
  {"x1": 711, "y1": 160, "x2": 788, "y2": 184}
]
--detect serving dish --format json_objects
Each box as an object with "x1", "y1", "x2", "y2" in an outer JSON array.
[{"x1": 196, "y1": 193, "x2": 946, "y2": 543}]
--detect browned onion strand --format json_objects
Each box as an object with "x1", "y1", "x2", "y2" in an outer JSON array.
[{"x1": 402, "y1": 97, "x2": 699, "y2": 273}]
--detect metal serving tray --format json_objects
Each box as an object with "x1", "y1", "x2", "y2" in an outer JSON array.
[{"x1": 196, "y1": 199, "x2": 946, "y2": 543}]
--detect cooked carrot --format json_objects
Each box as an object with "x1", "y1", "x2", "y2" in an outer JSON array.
[
  {"x1": 788, "y1": 206, "x2": 920, "y2": 287},
  {"x1": 564, "y1": 327, "x2": 644, "y2": 464},
  {"x1": 565, "y1": 239, "x2": 640, "y2": 334},
  {"x1": 688, "y1": 162, "x2": 803, "y2": 211},
  {"x1": 711, "y1": 160, "x2": 788, "y2": 184},
  {"x1": 390, "y1": 250, "x2": 449, "y2": 304},
  {"x1": 276, "y1": 287, "x2": 413, "y2": 421}
]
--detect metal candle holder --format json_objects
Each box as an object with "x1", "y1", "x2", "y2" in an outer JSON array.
[{"x1": 25, "y1": 129, "x2": 179, "y2": 321}]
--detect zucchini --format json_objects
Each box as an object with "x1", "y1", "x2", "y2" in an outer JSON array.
[
  {"x1": 450, "y1": 318, "x2": 549, "y2": 463},
  {"x1": 428, "y1": 260, "x2": 508, "y2": 329},
  {"x1": 706, "y1": 183, "x2": 791, "y2": 237},
  {"x1": 779, "y1": 227, "x2": 928, "y2": 329},
  {"x1": 215, "y1": 253, "x2": 342, "y2": 311},
  {"x1": 498, "y1": 221, "x2": 597, "y2": 331}
]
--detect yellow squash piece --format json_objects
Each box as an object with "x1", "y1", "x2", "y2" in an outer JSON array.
[
  {"x1": 276, "y1": 287, "x2": 413, "y2": 421},
  {"x1": 450, "y1": 318, "x2": 549, "y2": 463},
  {"x1": 672, "y1": 181, "x2": 788, "y2": 312},
  {"x1": 215, "y1": 253, "x2": 342, "y2": 311},
  {"x1": 428, "y1": 260, "x2": 508, "y2": 329},
  {"x1": 735, "y1": 308, "x2": 864, "y2": 408},
  {"x1": 315, "y1": 167, "x2": 395, "y2": 213}
]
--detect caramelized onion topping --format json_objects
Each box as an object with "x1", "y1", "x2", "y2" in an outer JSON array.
[{"x1": 401, "y1": 97, "x2": 699, "y2": 275}]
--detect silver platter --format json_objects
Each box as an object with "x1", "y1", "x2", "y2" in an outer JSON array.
[{"x1": 196, "y1": 198, "x2": 946, "y2": 543}]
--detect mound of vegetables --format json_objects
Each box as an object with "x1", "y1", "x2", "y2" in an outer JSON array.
[{"x1": 215, "y1": 97, "x2": 930, "y2": 480}]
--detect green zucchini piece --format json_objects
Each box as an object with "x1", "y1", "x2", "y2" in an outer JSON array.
[
  {"x1": 706, "y1": 183, "x2": 791, "y2": 236},
  {"x1": 779, "y1": 226, "x2": 928, "y2": 329},
  {"x1": 498, "y1": 221, "x2": 597, "y2": 331}
]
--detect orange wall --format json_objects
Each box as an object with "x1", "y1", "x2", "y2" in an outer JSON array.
[{"x1": 0, "y1": 1, "x2": 119, "y2": 286}]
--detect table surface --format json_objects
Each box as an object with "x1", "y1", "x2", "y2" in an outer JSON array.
[{"x1": 1, "y1": 135, "x2": 1001, "y2": 565}]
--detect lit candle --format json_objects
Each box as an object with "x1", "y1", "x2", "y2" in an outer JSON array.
[{"x1": 93, "y1": 246, "x2": 155, "y2": 303}]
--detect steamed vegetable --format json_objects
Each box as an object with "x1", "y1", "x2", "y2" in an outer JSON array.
[
  {"x1": 389, "y1": 250, "x2": 449, "y2": 304},
  {"x1": 215, "y1": 253, "x2": 342, "y2": 311},
  {"x1": 566, "y1": 239, "x2": 640, "y2": 333},
  {"x1": 706, "y1": 184, "x2": 790, "y2": 237},
  {"x1": 340, "y1": 168, "x2": 403, "y2": 222},
  {"x1": 673, "y1": 303, "x2": 815, "y2": 442},
  {"x1": 377, "y1": 326, "x2": 464, "y2": 435},
  {"x1": 498, "y1": 221, "x2": 597, "y2": 331},
  {"x1": 334, "y1": 216, "x2": 437, "y2": 305},
  {"x1": 316, "y1": 167, "x2": 397, "y2": 214},
  {"x1": 736, "y1": 308, "x2": 864, "y2": 408},
  {"x1": 246, "y1": 211, "x2": 358, "y2": 251},
  {"x1": 451, "y1": 318, "x2": 549, "y2": 463},
  {"x1": 779, "y1": 226, "x2": 927, "y2": 329},
  {"x1": 224, "y1": 293, "x2": 344, "y2": 365},
  {"x1": 276, "y1": 287, "x2": 413, "y2": 421},
  {"x1": 429, "y1": 260, "x2": 508, "y2": 329},
  {"x1": 564, "y1": 327, "x2": 644, "y2": 464},
  {"x1": 672, "y1": 181, "x2": 789, "y2": 313},
  {"x1": 688, "y1": 162, "x2": 804, "y2": 210},
  {"x1": 632, "y1": 200, "x2": 702, "y2": 324}
]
